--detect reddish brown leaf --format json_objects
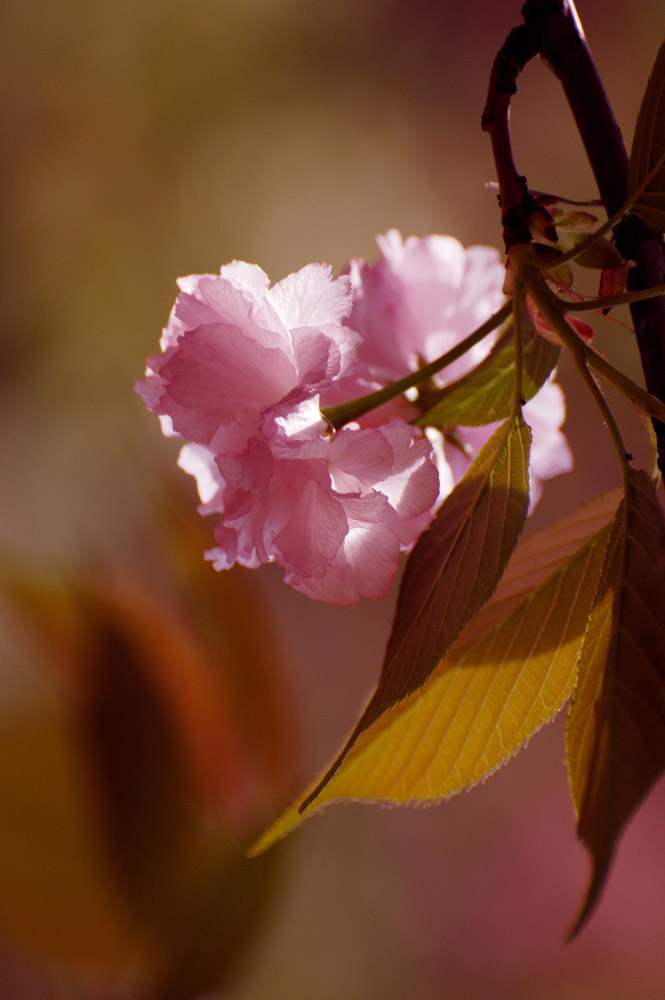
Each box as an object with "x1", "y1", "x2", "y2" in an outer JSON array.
[
  {"x1": 566, "y1": 469, "x2": 665, "y2": 937},
  {"x1": 598, "y1": 261, "x2": 630, "y2": 315},
  {"x1": 627, "y1": 40, "x2": 665, "y2": 231}
]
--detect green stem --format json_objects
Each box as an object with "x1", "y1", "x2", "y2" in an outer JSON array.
[
  {"x1": 519, "y1": 260, "x2": 634, "y2": 485},
  {"x1": 561, "y1": 284, "x2": 665, "y2": 313},
  {"x1": 520, "y1": 261, "x2": 665, "y2": 423},
  {"x1": 512, "y1": 279, "x2": 525, "y2": 414},
  {"x1": 584, "y1": 349, "x2": 665, "y2": 424},
  {"x1": 572, "y1": 350, "x2": 632, "y2": 488},
  {"x1": 321, "y1": 300, "x2": 512, "y2": 430}
]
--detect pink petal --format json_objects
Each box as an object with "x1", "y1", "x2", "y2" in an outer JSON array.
[
  {"x1": 348, "y1": 230, "x2": 505, "y2": 386},
  {"x1": 218, "y1": 260, "x2": 271, "y2": 299},
  {"x1": 271, "y1": 478, "x2": 348, "y2": 578},
  {"x1": 157, "y1": 324, "x2": 297, "y2": 443},
  {"x1": 177, "y1": 443, "x2": 222, "y2": 504},
  {"x1": 287, "y1": 519, "x2": 401, "y2": 605},
  {"x1": 326, "y1": 427, "x2": 395, "y2": 486},
  {"x1": 373, "y1": 421, "x2": 440, "y2": 519},
  {"x1": 290, "y1": 326, "x2": 343, "y2": 389},
  {"x1": 267, "y1": 265, "x2": 353, "y2": 330}
]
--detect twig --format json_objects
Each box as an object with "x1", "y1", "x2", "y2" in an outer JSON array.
[
  {"x1": 522, "y1": 0, "x2": 628, "y2": 216},
  {"x1": 520, "y1": 0, "x2": 665, "y2": 473},
  {"x1": 321, "y1": 302, "x2": 512, "y2": 430},
  {"x1": 481, "y1": 25, "x2": 540, "y2": 250}
]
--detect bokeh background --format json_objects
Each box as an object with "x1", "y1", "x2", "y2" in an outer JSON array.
[{"x1": 2, "y1": 0, "x2": 665, "y2": 997}]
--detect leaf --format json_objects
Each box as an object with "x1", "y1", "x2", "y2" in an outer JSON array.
[
  {"x1": 416, "y1": 333, "x2": 560, "y2": 428},
  {"x1": 526, "y1": 296, "x2": 594, "y2": 346},
  {"x1": 598, "y1": 261, "x2": 630, "y2": 315},
  {"x1": 529, "y1": 202, "x2": 558, "y2": 242},
  {"x1": 544, "y1": 212, "x2": 621, "y2": 268},
  {"x1": 342, "y1": 415, "x2": 532, "y2": 716},
  {"x1": 296, "y1": 416, "x2": 532, "y2": 811},
  {"x1": 548, "y1": 259, "x2": 574, "y2": 290},
  {"x1": 0, "y1": 703, "x2": 148, "y2": 970},
  {"x1": 627, "y1": 40, "x2": 665, "y2": 231},
  {"x1": 250, "y1": 491, "x2": 620, "y2": 855},
  {"x1": 565, "y1": 469, "x2": 665, "y2": 938},
  {"x1": 2, "y1": 537, "x2": 298, "y2": 993},
  {"x1": 554, "y1": 211, "x2": 598, "y2": 230},
  {"x1": 529, "y1": 241, "x2": 573, "y2": 287},
  {"x1": 554, "y1": 232, "x2": 622, "y2": 269}
]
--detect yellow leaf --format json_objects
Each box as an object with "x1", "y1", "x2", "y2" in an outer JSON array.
[
  {"x1": 250, "y1": 491, "x2": 619, "y2": 855},
  {"x1": 298, "y1": 416, "x2": 531, "y2": 812}
]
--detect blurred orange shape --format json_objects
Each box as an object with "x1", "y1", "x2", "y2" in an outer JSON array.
[{"x1": 0, "y1": 500, "x2": 300, "y2": 995}]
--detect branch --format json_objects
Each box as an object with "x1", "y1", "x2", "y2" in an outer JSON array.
[
  {"x1": 481, "y1": 25, "x2": 540, "y2": 250},
  {"x1": 522, "y1": 0, "x2": 628, "y2": 215},
  {"x1": 521, "y1": 0, "x2": 665, "y2": 474},
  {"x1": 614, "y1": 217, "x2": 665, "y2": 475}
]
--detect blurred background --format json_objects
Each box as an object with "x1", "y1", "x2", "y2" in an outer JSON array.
[{"x1": 2, "y1": 0, "x2": 665, "y2": 997}]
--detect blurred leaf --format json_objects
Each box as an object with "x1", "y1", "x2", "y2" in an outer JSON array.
[
  {"x1": 72, "y1": 582, "x2": 232, "y2": 922},
  {"x1": 1, "y1": 509, "x2": 300, "y2": 995},
  {"x1": 0, "y1": 703, "x2": 149, "y2": 970},
  {"x1": 147, "y1": 837, "x2": 279, "y2": 1000},
  {"x1": 5, "y1": 575, "x2": 255, "y2": 926},
  {"x1": 566, "y1": 470, "x2": 665, "y2": 938},
  {"x1": 73, "y1": 569, "x2": 291, "y2": 997},
  {"x1": 627, "y1": 40, "x2": 665, "y2": 231},
  {"x1": 160, "y1": 502, "x2": 300, "y2": 817},
  {"x1": 416, "y1": 331, "x2": 559, "y2": 428},
  {"x1": 251, "y1": 491, "x2": 620, "y2": 854},
  {"x1": 298, "y1": 415, "x2": 531, "y2": 811}
]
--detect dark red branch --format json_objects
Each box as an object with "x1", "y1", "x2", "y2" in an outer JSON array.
[
  {"x1": 481, "y1": 25, "x2": 540, "y2": 250},
  {"x1": 485, "y1": 0, "x2": 665, "y2": 473},
  {"x1": 523, "y1": 0, "x2": 665, "y2": 474},
  {"x1": 522, "y1": 0, "x2": 628, "y2": 215},
  {"x1": 615, "y1": 217, "x2": 665, "y2": 468}
]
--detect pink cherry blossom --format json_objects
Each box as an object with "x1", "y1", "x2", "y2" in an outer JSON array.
[
  {"x1": 138, "y1": 231, "x2": 573, "y2": 606},
  {"x1": 346, "y1": 229, "x2": 506, "y2": 385},
  {"x1": 137, "y1": 260, "x2": 440, "y2": 605},
  {"x1": 346, "y1": 230, "x2": 572, "y2": 500}
]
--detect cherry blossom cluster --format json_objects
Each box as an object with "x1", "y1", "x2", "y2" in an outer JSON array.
[{"x1": 137, "y1": 231, "x2": 572, "y2": 605}]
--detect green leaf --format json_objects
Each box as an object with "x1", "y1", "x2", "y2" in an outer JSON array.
[
  {"x1": 297, "y1": 415, "x2": 531, "y2": 811},
  {"x1": 554, "y1": 232, "x2": 622, "y2": 269},
  {"x1": 565, "y1": 469, "x2": 665, "y2": 939},
  {"x1": 554, "y1": 211, "x2": 598, "y2": 230},
  {"x1": 250, "y1": 491, "x2": 620, "y2": 855},
  {"x1": 417, "y1": 333, "x2": 559, "y2": 428},
  {"x1": 627, "y1": 40, "x2": 665, "y2": 231},
  {"x1": 548, "y1": 259, "x2": 574, "y2": 290}
]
